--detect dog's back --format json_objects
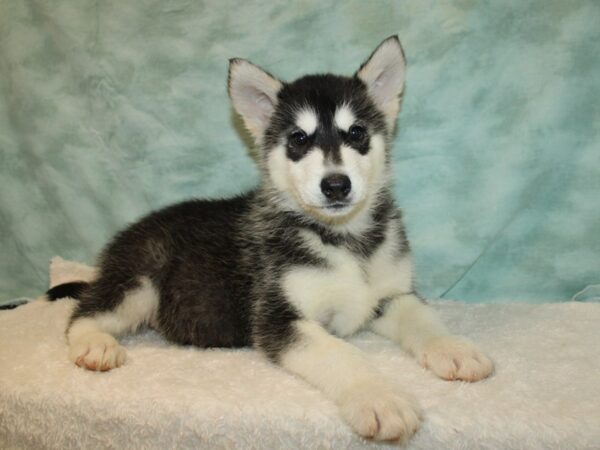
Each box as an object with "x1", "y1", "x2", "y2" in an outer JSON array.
[{"x1": 63, "y1": 195, "x2": 256, "y2": 352}]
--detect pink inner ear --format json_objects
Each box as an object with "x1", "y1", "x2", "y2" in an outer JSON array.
[
  {"x1": 255, "y1": 91, "x2": 274, "y2": 120},
  {"x1": 238, "y1": 85, "x2": 275, "y2": 125},
  {"x1": 372, "y1": 68, "x2": 394, "y2": 103},
  {"x1": 374, "y1": 70, "x2": 387, "y2": 89}
]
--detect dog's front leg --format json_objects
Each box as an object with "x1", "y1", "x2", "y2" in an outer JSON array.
[
  {"x1": 370, "y1": 293, "x2": 493, "y2": 382},
  {"x1": 255, "y1": 318, "x2": 421, "y2": 442}
]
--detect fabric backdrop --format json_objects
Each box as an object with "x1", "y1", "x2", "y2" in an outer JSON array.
[{"x1": 1, "y1": 0, "x2": 598, "y2": 304}]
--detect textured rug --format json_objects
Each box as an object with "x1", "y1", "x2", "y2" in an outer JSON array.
[{"x1": 0, "y1": 258, "x2": 598, "y2": 449}]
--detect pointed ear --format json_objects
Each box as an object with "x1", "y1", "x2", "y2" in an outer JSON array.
[
  {"x1": 356, "y1": 36, "x2": 406, "y2": 131},
  {"x1": 228, "y1": 58, "x2": 283, "y2": 142}
]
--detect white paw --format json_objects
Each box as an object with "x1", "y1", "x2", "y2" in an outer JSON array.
[
  {"x1": 338, "y1": 380, "x2": 421, "y2": 442},
  {"x1": 69, "y1": 332, "x2": 126, "y2": 371},
  {"x1": 420, "y1": 335, "x2": 493, "y2": 382}
]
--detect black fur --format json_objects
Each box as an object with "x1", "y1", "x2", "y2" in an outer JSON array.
[
  {"x1": 46, "y1": 281, "x2": 89, "y2": 301},
  {"x1": 65, "y1": 37, "x2": 412, "y2": 364},
  {"x1": 0, "y1": 300, "x2": 28, "y2": 310},
  {"x1": 265, "y1": 74, "x2": 387, "y2": 157},
  {"x1": 65, "y1": 187, "x2": 406, "y2": 356},
  {"x1": 71, "y1": 196, "x2": 255, "y2": 348}
]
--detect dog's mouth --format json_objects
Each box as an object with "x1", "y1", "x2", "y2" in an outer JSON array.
[
  {"x1": 296, "y1": 196, "x2": 368, "y2": 225},
  {"x1": 324, "y1": 202, "x2": 353, "y2": 210},
  {"x1": 313, "y1": 201, "x2": 358, "y2": 217},
  {"x1": 291, "y1": 186, "x2": 363, "y2": 222},
  {"x1": 307, "y1": 201, "x2": 355, "y2": 211}
]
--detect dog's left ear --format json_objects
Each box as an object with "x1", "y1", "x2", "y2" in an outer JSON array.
[
  {"x1": 356, "y1": 36, "x2": 406, "y2": 131},
  {"x1": 228, "y1": 58, "x2": 283, "y2": 143}
]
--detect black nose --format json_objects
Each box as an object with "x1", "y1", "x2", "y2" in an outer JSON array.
[{"x1": 320, "y1": 174, "x2": 351, "y2": 201}]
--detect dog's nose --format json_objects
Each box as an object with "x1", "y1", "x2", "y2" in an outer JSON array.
[{"x1": 321, "y1": 174, "x2": 351, "y2": 201}]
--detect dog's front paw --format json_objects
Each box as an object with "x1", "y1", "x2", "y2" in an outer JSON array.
[
  {"x1": 420, "y1": 336, "x2": 493, "y2": 382},
  {"x1": 338, "y1": 380, "x2": 421, "y2": 442},
  {"x1": 69, "y1": 332, "x2": 126, "y2": 371}
]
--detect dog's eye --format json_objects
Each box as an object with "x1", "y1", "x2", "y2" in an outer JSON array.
[
  {"x1": 348, "y1": 125, "x2": 366, "y2": 142},
  {"x1": 290, "y1": 131, "x2": 308, "y2": 147}
]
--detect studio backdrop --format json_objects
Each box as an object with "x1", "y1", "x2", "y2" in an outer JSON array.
[{"x1": 0, "y1": 0, "x2": 598, "y2": 304}]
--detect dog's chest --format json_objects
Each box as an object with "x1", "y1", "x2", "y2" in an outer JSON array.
[{"x1": 282, "y1": 228, "x2": 413, "y2": 336}]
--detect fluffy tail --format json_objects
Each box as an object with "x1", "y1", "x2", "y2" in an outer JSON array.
[{"x1": 46, "y1": 281, "x2": 89, "y2": 301}]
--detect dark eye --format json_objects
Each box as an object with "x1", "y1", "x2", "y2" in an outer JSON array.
[
  {"x1": 290, "y1": 130, "x2": 308, "y2": 147},
  {"x1": 348, "y1": 125, "x2": 366, "y2": 142}
]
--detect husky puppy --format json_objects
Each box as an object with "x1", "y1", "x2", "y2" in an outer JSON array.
[{"x1": 48, "y1": 36, "x2": 492, "y2": 442}]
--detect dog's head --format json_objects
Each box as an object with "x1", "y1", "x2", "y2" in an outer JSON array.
[{"x1": 228, "y1": 36, "x2": 405, "y2": 228}]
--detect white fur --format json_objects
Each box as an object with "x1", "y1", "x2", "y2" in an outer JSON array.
[
  {"x1": 418, "y1": 335, "x2": 494, "y2": 381},
  {"x1": 267, "y1": 144, "x2": 327, "y2": 215},
  {"x1": 296, "y1": 108, "x2": 318, "y2": 135},
  {"x1": 369, "y1": 294, "x2": 493, "y2": 381},
  {"x1": 284, "y1": 224, "x2": 412, "y2": 337},
  {"x1": 266, "y1": 133, "x2": 388, "y2": 233},
  {"x1": 289, "y1": 148, "x2": 328, "y2": 208},
  {"x1": 280, "y1": 320, "x2": 421, "y2": 441},
  {"x1": 337, "y1": 144, "x2": 372, "y2": 208},
  {"x1": 266, "y1": 144, "x2": 292, "y2": 197},
  {"x1": 363, "y1": 133, "x2": 388, "y2": 188},
  {"x1": 67, "y1": 277, "x2": 159, "y2": 370},
  {"x1": 370, "y1": 293, "x2": 449, "y2": 355},
  {"x1": 283, "y1": 233, "x2": 374, "y2": 336},
  {"x1": 67, "y1": 322, "x2": 126, "y2": 371},
  {"x1": 328, "y1": 133, "x2": 387, "y2": 233},
  {"x1": 328, "y1": 209, "x2": 373, "y2": 235},
  {"x1": 334, "y1": 104, "x2": 355, "y2": 131}
]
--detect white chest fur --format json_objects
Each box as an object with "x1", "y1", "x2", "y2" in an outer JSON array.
[{"x1": 282, "y1": 225, "x2": 413, "y2": 337}]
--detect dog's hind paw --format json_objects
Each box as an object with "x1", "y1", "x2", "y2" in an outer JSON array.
[
  {"x1": 338, "y1": 380, "x2": 421, "y2": 442},
  {"x1": 420, "y1": 335, "x2": 493, "y2": 382},
  {"x1": 69, "y1": 332, "x2": 126, "y2": 371}
]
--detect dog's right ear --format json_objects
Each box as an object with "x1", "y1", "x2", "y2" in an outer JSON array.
[{"x1": 228, "y1": 59, "x2": 283, "y2": 142}]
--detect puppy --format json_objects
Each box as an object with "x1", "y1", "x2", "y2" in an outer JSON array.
[{"x1": 48, "y1": 36, "x2": 493, "y2": 442}]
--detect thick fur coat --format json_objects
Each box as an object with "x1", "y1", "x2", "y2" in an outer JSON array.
[{"x1": 48, "y1": 36, "x2": 493, "y2": 442}]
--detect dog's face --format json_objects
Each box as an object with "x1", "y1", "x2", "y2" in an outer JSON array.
[{"x1": 228, "y1": 36, "x2": 406, "y2": 226}]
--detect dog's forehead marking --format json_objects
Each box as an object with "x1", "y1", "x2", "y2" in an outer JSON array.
[
  {"x1": 296, "y1": 109, "x2": 318, "y2": 135},
  {"x1": 334, "y1": 104, "x2": 355, "y2": 131}
]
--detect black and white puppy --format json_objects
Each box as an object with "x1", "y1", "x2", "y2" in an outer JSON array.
[{"x1": 48, "y1": 36, "x2": 493, "y2": 442}]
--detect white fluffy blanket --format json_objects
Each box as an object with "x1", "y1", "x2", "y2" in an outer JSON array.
[{"x1": 0, "y1": 258, "x2": 599, "y2": 449}]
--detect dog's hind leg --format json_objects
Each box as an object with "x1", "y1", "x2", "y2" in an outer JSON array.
[{"x1": 66, "y1": 276, "x2": 159, "y2": 371}]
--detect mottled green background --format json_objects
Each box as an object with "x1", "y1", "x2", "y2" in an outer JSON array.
[{"x1": 1, "y1": 0, "x2": 599, "y2": 304}]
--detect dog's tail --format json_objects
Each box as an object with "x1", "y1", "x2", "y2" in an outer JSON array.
[{"x1": 46, "y1": 281, "x2": 89, "y2": 301}]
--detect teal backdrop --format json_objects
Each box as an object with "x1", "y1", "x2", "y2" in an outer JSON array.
[{"x1": 1, "y1": 0, "x2": 599, "y2": 304}]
